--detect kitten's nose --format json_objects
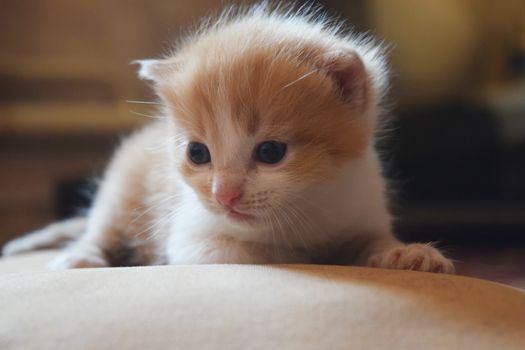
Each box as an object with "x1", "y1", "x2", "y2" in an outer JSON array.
[{"x1": 215, "y1": 191, "x2": 242, "y2": 208}]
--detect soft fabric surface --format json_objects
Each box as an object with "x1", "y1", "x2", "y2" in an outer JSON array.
[{"x1": 1, "y1": 251, "x2": 524, "y2": 350}]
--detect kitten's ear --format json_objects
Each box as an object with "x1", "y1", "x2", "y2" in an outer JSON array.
[
  {"x1": 324, "y1": 50, "x2": 369, "y2": 110},
  {"x1": 132, "y1": 59, "x2": 179, "y2": 82}
]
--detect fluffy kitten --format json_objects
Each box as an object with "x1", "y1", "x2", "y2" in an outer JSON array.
[{"x1": 2, "y1": 5, "x2": 454, "y2": 273}]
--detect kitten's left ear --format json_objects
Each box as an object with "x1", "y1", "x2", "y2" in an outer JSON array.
[
  {"x1": 324, "y1": 50, "x2": 369, "y2": 111},
  {"x1": 132, "y1": 59, "x2": 179, "y2": 82}
]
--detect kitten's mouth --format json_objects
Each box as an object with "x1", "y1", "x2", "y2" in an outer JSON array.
[{"x1": 227, "y1": 208, "x2": 254, "y2": 222}]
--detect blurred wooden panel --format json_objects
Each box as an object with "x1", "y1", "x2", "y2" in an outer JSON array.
[
  {"x1": 0, "y1": 134, "x2": 116, "y2": 245},
  {"x1": 0, "y1": 0, "x2": 228, "y2": 135}
]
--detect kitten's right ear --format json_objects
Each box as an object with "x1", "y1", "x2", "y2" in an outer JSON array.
[
  {"x1": 323, "y1": 50, "x2": 369, "y2": 111},
  {"x1": 132, "y1": 59, "x2": 178, "y2": 82}
]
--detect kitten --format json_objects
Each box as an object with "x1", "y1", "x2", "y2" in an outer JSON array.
[{"x1": 2, "y1": 5, "x2": 454, "y2": 273}]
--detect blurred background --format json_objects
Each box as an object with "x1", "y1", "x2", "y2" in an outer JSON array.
[{"x1": 1, "y1": 0, "x2": 524, "y2": 286}]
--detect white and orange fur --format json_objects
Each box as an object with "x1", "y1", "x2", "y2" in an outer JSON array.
[{"x1": 2, "y1": 5, "x2": 454, "y2": 273}]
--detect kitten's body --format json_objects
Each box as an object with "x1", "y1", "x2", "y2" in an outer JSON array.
[{"x1": 3, "y1": 5, "x2": 454, "y2": 273}]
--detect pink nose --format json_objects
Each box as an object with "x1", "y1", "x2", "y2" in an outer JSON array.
[{"x1": 215, "y1": 191, "x2": 242, "y2": 207}]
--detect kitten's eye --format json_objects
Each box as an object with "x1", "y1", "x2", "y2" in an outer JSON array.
[
  {"x1": 188, "y1": 142, "x2": 211, "y2": 165},
  {"x1": 256, "y1": 141, "x2": 287, "y2": 164}
]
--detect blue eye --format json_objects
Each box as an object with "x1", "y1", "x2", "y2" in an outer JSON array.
[
  {"x1": 256, "y1": 141, "x2": 287, "y2": 164},
  {"x1": 188, "y1": 142, "x2": 211, "y2": 165}
]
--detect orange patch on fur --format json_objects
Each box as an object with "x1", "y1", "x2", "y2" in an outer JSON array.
[
  {"x1": 162, "y1": 42, "x2": 374, "y2": 181},
  {"x1": 154, "y1": 16, "x2": 375, "y2": 191},
  {"x1": 179, "y1": 161, "x2": 213, "y2": 200}
]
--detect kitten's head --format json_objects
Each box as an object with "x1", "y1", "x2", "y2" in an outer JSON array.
[{"x1": 136, "y1": 9, "x2": 387, "y2": 229}]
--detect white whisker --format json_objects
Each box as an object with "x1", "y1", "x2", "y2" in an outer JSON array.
[
  {"x1": 126, "y1": 100, "x2": 165, "y2": 106},
  {"x1": 129, "y1": 110, "x2": 165, "y2": 120},
  {"x1": 280, "y1": 70, "x2": 317, "y2": 90}
]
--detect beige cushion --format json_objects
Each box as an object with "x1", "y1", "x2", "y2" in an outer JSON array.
[{"x1": 1, "y1": 250, "x2": 524, "y2": 350}]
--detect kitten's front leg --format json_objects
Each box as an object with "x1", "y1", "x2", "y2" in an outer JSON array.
[
  {"x1": 337, "y1": 235, "x2": 455, "y2": 274},
  {"x1": 46, "y1": 211, "x2": 122, "y2": 270},
  {"x1": 365, "y1": 236, "x2": 455, "y2": 274},
  {"x1": 368, "y1": 241, "x2": 455, "y2": 274},
  {"x1": 48, "y1": 242, "x2": 109, "y2": 270}
]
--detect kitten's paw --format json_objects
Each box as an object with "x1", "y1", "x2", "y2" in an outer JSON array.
[
  {"x1": 48, "y1": 251, "x2": 109, "y2": 270},
  {"x1": 368, "y1": 243, "x2": 455, "y2": 274},
  {"x1": 2, "y1": 238, "x2": 32, "y2": 256}
]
